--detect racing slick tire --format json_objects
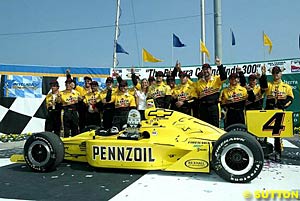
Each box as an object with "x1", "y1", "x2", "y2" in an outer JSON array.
[
  {"x1": 24, "y1": 132, "x2": 64, "y2": 172},
  {"x1": 225, "y1": 123, "x2": 247, "y2": 132},
  {"x1": 212, "y1": 131, "x2": 264, "y2": 183}
]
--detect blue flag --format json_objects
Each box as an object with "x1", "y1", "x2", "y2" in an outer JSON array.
[
  {"x1": 173, "y1": 33, "x2": 186, "y2": 47},
  {"x1": 231, "y1": 30, "x2": 236, "y2": 46},
  {"x1": 116, "y1": 42, "x2": 129, "y2": 54}
]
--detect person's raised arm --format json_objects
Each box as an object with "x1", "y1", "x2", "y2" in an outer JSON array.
[{"x1": 216, "y1": 57, "x2": 227, "y2": 81}]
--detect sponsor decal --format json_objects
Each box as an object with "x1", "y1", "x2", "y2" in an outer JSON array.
[
  {"x1": 148, "y1": 109, "x2": 173, "y2": 117},
  {"x1": 185, "y1": 159, "x2": 209, "y2": 169},
  {"x1": 92, "y1": 146, "x2": 155, "y2": 162},
  {"x1": 152, "y1": 129, "x2": 158, "y2": 136}
]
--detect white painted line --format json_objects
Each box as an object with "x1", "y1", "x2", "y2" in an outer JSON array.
[
  {"x1": 267, "y1": 138, "x2": 298, "y2": 149},
  {"x1": 0, "y1": 158, "x2": 12, "y2": 167}
]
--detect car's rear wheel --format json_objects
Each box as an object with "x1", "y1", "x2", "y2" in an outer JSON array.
[
  {"x1": 24, "y1": 132, "x2": 64, "y2": 172},
  {"x1": 212, "y1": 131, "x2": 264, "y2": 183},
  {"x1": 225, "y1": 123, "x2": 247, "y2": 132}
]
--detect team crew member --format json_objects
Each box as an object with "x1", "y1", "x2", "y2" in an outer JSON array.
[
  {"x1": 83, "y1": 81, "x2": 102, "y2": 127},
  {"x1": 260, "y1": 65, "x2": 294, "y2": 162},
  {"x1": 173, "y1": 72, "x2": 197, "y2": 115},
  {"x1": 244, "y1": 74, "x2": 265, "y2": 110},
  {"x1": 195, "y1": 58, "x2": 227, "y2": 127},
  {"x1": 135, "y1": 78, "x2": 149, "y2": 120},
  {"x1": 110, "y1": 80, "x2": 136, "y2": 130},
  {"x1": 130, "y1": 67, "x2": 142, "y2": 91},
  {"x1": 45, "y1": 80, "x2": 62, "y2": 136},
  {"x1": 220, "y1": 73, "x2": 255, "y2": 128},
  {"x1": 76, "y1": 76, "x2": 92, "y2": 132},
  {"x1": 58, "y1": 79, "x2": 81, "y2": 137},
  {"x1": 148, "y1": 71, "x2": 172, "y2": 109},
  {"x1": 101, "y1": 77, "x2": 116, "y2": 130},
  {"x1": 148, "y1": 76, "x2": 155, "y2": 86}
]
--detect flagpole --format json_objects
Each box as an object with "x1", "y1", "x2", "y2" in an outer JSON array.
[
  {"x1": 230, "y1": 28, "x2": 233, "y2": 63},
  {"x1": 200, "y1": 0, "x2": 206, "y2": 64},
  {"x1": 172, "y1": 34, "x2": 174, "y2": 67},
  {"x1": 262, "y1": 31, "x2": 265, "y2": 60},
  {"x1": 113, "y1": 0, "x2": 121, "y2": 70}
]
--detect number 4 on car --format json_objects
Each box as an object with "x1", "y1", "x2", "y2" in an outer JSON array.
[{"x1": 246, "y1": 110, "x2": 294, "y2": 138}]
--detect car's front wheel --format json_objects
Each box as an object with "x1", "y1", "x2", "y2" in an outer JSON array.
[
  {"x1": 24, "y1": 132, "x2": 64, "y2": 172},
  {"x1": 212, "y1": 131, "x2": 264, "y2": 183}
]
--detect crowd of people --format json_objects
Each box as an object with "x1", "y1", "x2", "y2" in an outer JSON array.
[{"x1": 45, "y1": 58, "x2": 294, "y2": 162}]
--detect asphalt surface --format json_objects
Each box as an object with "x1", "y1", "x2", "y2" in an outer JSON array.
[{"x1": 0, "y1": 135, "x2": 299, "y2": 201}]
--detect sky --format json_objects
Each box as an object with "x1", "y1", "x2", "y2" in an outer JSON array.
[{"x1": 0, "y1": 0, "x2": 299, "y2": 68}]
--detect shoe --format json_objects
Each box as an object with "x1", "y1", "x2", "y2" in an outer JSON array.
[
  {"x1": 130, "y1": 133, "x2": 140, "y2": 138},
  {"x1": 275, "y1": 153, "x2": 281, "y2": 163},
  {"x1": 267, "y1": 151, "x2": 281, "y2": 163},
  {"x1": 118, "y1": 133, "x2": 128, "y2": 138},
  {"x1": 110, "y1": 126, "x2": 119, "y2": 134}
]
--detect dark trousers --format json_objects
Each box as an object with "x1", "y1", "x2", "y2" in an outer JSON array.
[
  {"x1": 113, "y1": 109, "x2": 129, "y2": 130},
  {"x1": 103, "y1": 109, "x2": 114, "y2": 130},
  {"x1": 63, "y1": 110, "x2": 79, "y2": 137},
  {"x1": 224, "y1": 109, "x2": 245, "y2": 129},
  {"x1": 77, "y1": 101, "x2": 87, "y2": 132},
  {"x1": 139, "y1": 110, "x2": 145, "y2": 120},
  {"x1": 199, "y1": 104, "x2": 219, "y2": 127},
  {"x1": 274, "y1": 138, "x2": 282, "y2": 155},
  {"x1": 175, "y1": 106, "x2": 192, "y2": 116},
  {"x1": 45, "y1": 110, "x2": 61, "y2": 136},
  {"x1": 86, "y1": 112, "x2": 101, "y2": 127}
]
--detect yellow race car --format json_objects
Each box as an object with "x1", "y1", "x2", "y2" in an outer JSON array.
[{"x1": 10, "y1": 108, "x2": 294, "y2": 183}]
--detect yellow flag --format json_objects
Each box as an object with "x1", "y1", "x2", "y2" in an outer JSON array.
[
  {"x1": 142, "y1": 48, "x2": 163, "y2": 62},
  {"x1": 263, "y1": 33, "x2": 273, "y2": 54},
  {"x1": 200, "y1": 40, "x2": 210, "y2": 61}
]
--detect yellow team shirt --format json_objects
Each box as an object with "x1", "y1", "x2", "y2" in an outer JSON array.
[
  {"x1": 148, "y1": 82, "x2": 172, "y2": 99},
  {"x1": 265, "y1": 80, "x2": 294, "y2": 100},
  {"x1": 59, "y1": 89, "x2": 81, "y2": 107},
  {"x1": 173, "y1": 83, "x2": 197, "y2": 101},
  {"x1": 220, "y1": 84, "x2": 248, "y2": 105},
  {"x1": 100, "y1": 87, "x2": 117, "y2": 100},
  {"x1": 111, "y1": 92, "x2": 136, "y2": 108},
  {"x1": 83, "y1": 91, "x2": 102, "y2": 106},
  {"x1": 246, "y1": 85, "x2": 264, "y2": 105},
  {"x1": 196, "y1": 75, "x2": 224, "y2": 99},
  {"x1": 45, "y1": 93, "x2": 60, "y2": 110},
  {"x1": 75, "y1": 85, "x2": 91, "y2": 97}
]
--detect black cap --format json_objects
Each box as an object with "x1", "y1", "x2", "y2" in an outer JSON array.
[
  {"x1": 166, "y1": 76, "x2": 175, "y2": 84},
  {"x1": 229, "y1": 73, "x2": 239, "y2": 79},
  {"x1": 248, "y1": 74, "x2": 257, "y2": 81},
  {"x1": 179, "y1": 71, "x2": 188, "y2": 78},
  {"x1": 91, "y1": 81, "x2": 99, "y2": 86},
  {"x1": 84, "y1": 76, "x2": 92, "y2": 81},
  {"x1": 119, "y1": 80, "x2": 128, "y2": 87},
  {"x1": 106, "y1": 77, "x2": 113, "y2": 83},
  {"x1": 155, "y1": 71, "x2": 164, "y2": 77},
  {"x1": 49, "y1": 80, "x2": 59, "y2": 87},
  {"x1": 272, "y1": 66, "x2": 281, "y2": 74},
  {"x1": 202, "y1": 63, "x2": 211, "y2": 69},
  {"x1": 65, "y1": 78, "x2": 74, "y2": 83}
]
